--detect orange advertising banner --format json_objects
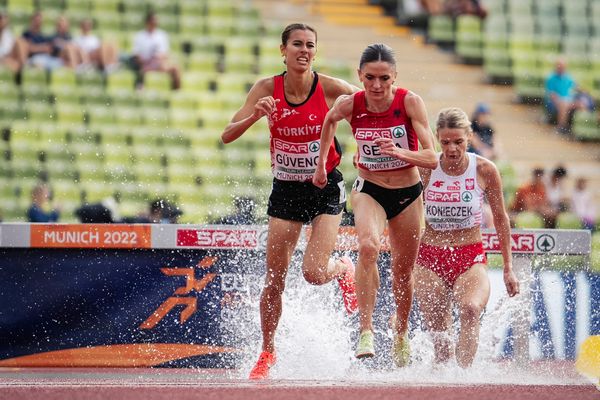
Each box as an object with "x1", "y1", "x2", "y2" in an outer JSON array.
[{"x1": 30, "y1": 224, "x2": 152, "y2": 249}]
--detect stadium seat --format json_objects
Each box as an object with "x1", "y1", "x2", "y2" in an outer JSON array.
[
  {"x1": 427, "y1": 15, "x2": 454, "y2": 45},
  {"x1": 555, "y1": 212, "x2": 583, "y2": 230},
  {"x1": 21, "y1": 67, "x2": 48, "y2": 87},
  {"x1": 86, "y1": 104, "x2": 115, "y2": 126},
  {"x1": 572, "y1": 110, "x2": 600, "y2": 141},
  {"x1": 0, "y1": 66, "x2": 16, "y2": 86},
  {"x1": 514, "y1": 211, "x2": 545, "y2": 229},
  {"x1": 455, "y1": 15, "x2": 483, "y2": 62},
  {"x1": 106, "y1": 70, "x2": 136, "y2": 93},
  {"x1": 144, "y1": 71, "x2": 172, "y2": 93}
]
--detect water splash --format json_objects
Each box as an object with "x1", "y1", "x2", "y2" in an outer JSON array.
[{"x1": 226, "y1": 255, "x2": 587, "y2": 385}]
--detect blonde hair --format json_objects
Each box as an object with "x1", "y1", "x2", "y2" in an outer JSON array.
[{"x1": 435, "y1": 107, "x2": 472, "y2": 137}]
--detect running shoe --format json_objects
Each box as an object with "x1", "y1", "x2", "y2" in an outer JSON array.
[
  {"x1": 248, "y1": 351, "x2": 276, "y2": 380},
  {"x1": 390, "y1": 315, "x2": 411, "y2": 367},
  {"x1": 355, "y1": 330, "x2": 375, "y2": 359},
  {"x1": 337, "y1": 256, "x2": 358, "y2": 314}
]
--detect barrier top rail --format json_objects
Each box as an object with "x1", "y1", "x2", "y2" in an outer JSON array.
[{"x1": 0, "y1": 223, "x2": 591, "y2": 255}]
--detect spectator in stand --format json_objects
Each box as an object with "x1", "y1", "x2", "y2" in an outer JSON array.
[
  {"x1": 571, "y1": 177, "x2": 596, "y2": 231},
  {"x1": 50, "y1": 15, "x2": 79, "y2": 69},
  {"x1": 468, "y1": 102, "x2": 499, "y2": 161},
  {"x1": 444, "y1": 0, "x2": 487, "y2": 18},
  {"x1": 22, "y1": 11, "x2": 63, "y2": 71},
  {"x1": 131, "y1": 11, "x2": 181, "y2": 90},
  {"x1": 75, "y1": 197, "x2": 121, "y2": 223},
  {"x1": 73, "y1": 18, "x2": 119, "y2": 73},
  {"x1": 573, "y1": 87, "x2": 596, "y2": 114},
  {"x1": 544, "y1": 59, "x2": 577, "y2": 135},
  {"x1": 545, "y1": 165, "x2": 569, "y2": 214},
  {"x1": 510, "y1": 167, "x2": 556, "y2": 228},
  {"x1": 27, "y1": 182, "x2": 60, "y2": 222},
  {"x1": 118, "y1": 198, "x2": 182, "y2": 224},
  {"x1": 0, "y1": 12, "x2": 28, "y2": 72}
]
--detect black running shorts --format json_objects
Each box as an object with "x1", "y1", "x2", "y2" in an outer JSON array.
[
  {"x1": 267, "y1": 169, "x2": 346, "y2": 223},
  {"x1": 352, "y1": 177, "x2": 423, "y2": 220}
]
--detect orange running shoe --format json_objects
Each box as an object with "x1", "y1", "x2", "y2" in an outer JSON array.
[
  {"x1": 337, "y1": 256, "x2": 358, "y2": 314},
  {"x1": 248, "y1": 351, "x2": 276, "y2": 380}
]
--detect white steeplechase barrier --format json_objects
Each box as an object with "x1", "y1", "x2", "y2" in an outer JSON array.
[{"x1": 0, "y1": 223, "x2": 592, "y2": 367}]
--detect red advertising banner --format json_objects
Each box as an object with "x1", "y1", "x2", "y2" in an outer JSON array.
[{"x1": 177, "y1": 228, "x2": 261, "y2": 249}]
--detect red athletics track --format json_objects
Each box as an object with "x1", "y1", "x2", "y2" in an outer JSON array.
[{"x1": 0, "y1": 367, "x2": 598, "y2": 400}]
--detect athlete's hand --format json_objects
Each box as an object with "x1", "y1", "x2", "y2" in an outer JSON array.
[
  {"x1": 253, "y1": 97, "x2": 279, "y2": 119},
  {"x1": 312, "y1": 165, "x2": 328, "y2": 189},
  {"x1": 374, "y1": 137, "x2": 400, "y2": 158},
  {"x1": 504, "y1": 269, "x2": 520, "y2": 297}
]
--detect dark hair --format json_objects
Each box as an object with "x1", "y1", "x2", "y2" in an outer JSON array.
[
  {"x1": 359, "y1": 43, "x2": 396, "y2": 69},
  {"x1": 552, "y1": 165, "x2": 567, "y2": 178},
  {"x1": 532, "y1": 167, "x2": 545, "y2": 177},
  {"x1": 281, "y1": 23, "x2": 317, "y2": 46},
  {"x1": 145, "y1": 11, "x2": 156, "y2": 23}
]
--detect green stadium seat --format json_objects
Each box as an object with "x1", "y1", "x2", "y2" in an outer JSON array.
[
  {"x1": 25, "y1": 100, "x2": 56, "y2": 123},
  {"x1": 223, "y1": 53, "x2": 257, "y2": 74},
  {"x1": 68, "y1": 124, "x2": 97, "y2": 144},
  {"x1": 134, "y1": 162, "x2": 167, "y2": 185},
  {"x1": 121, "y1": 0, "x2": 148, "y2": 14},
  {"x1": 0, "y1": 66, "x2": 16, "y2": 86},
  {"x1": 122, "y1": 12, "x2": 145, "y2": 32},
  {"x1": 235, "y1": 16, "x2": 262, "y2": 37},
  {"x1": 507, "y1": 0, "x2": 532, "y2": 15},
  {"x1": 7, "y1": 0, "x2": 35, "y2": 13},
  {"x1": 179, "y1": 1, "x2": 204, "y2": 18},
  {"x1": 38, "y1": 122, "x2": 69, "y2": 145},
  {"x1": 81, "y1": 181, "x2": 114, "y2": 202},
  {"x1": 144, "y1": 71, "x2": 171, "y2": 93},
  {"x1": 514, "y1": 211, "x2": 544, "y2": 229},
  {"x1": 86, "y1": 104, "x2": 114, "y2": 126},
  {"x1": 206, "y1": 0, "x2": 235, "y2": 18},
  {"x1": 555, "y1": 212, "x2": 583, "y2": 229},
  {"x1": 81, "y1": 87, "x2": 113, "y2": 107},
  {"x1": 186, "y1": 51, "x2": 220, "y2": 74},
  {"x1": 77, "y1": 70, "x2": 105, "y2": 90},
  {"x1": 427, "y1": 15, "x2": 454, "y2": 44},
  {"x1": 170, "y1": 108, "x2": 200, "y2": 130},
  {"x1": 114, "y1": 106, "x2": 142, "y2": 128},
  {"x1": 110, "y1": 88, "x2": 139, "y2": 108},
  {"x1": 66, "y1": 0, "x2": 92, "y2": 13},
  {"x1": 170, "y1": 91, "x2": 198, "y2": 111},
  {"x1": 572, "y1": 110, "x2": 600, "y2": 141},
  {"x1": 206, "y1": 16, "x2": 235, "y2": 39},
  {"x1": 455, "y1": 15, "x2": 483, "y2": 62},
  {"x1": 258, "y1": 54, "x2": 285, "y2": 76},
  {"x1": 21, "y1": 67, "x2": 49, "y2": 87},
  {"x1": 90, "y1": 0, "x2": 119, "y2": 13},
  {"x1": 50, "y1": 67, "x2": 77, "y2": 90},
  {"x1": 106, "y1": 70, "x2": 136, "y2": 93},
  {"x1": 143, "y1": 107, "x2": 170, "y2": 128},
  {"x1": 43, "y1": 158, "x2": 79, "y2": 180},
  {"x1": 216, "y1": 73, "x2": 254, "y2": 93},
  {"x1": 179, "y1": 15, "x2": 206, "y2": 37}
]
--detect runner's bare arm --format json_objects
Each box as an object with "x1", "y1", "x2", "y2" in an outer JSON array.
[
  {"x1": 221, "y1": 78, "x2": 276, "y2": 144},
  {"x1": 480, "y1": 158, "x2": 520, "y2": 297},
  {"x1": 312, "y1": 94, "x2": 354, "y2": 188}
]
